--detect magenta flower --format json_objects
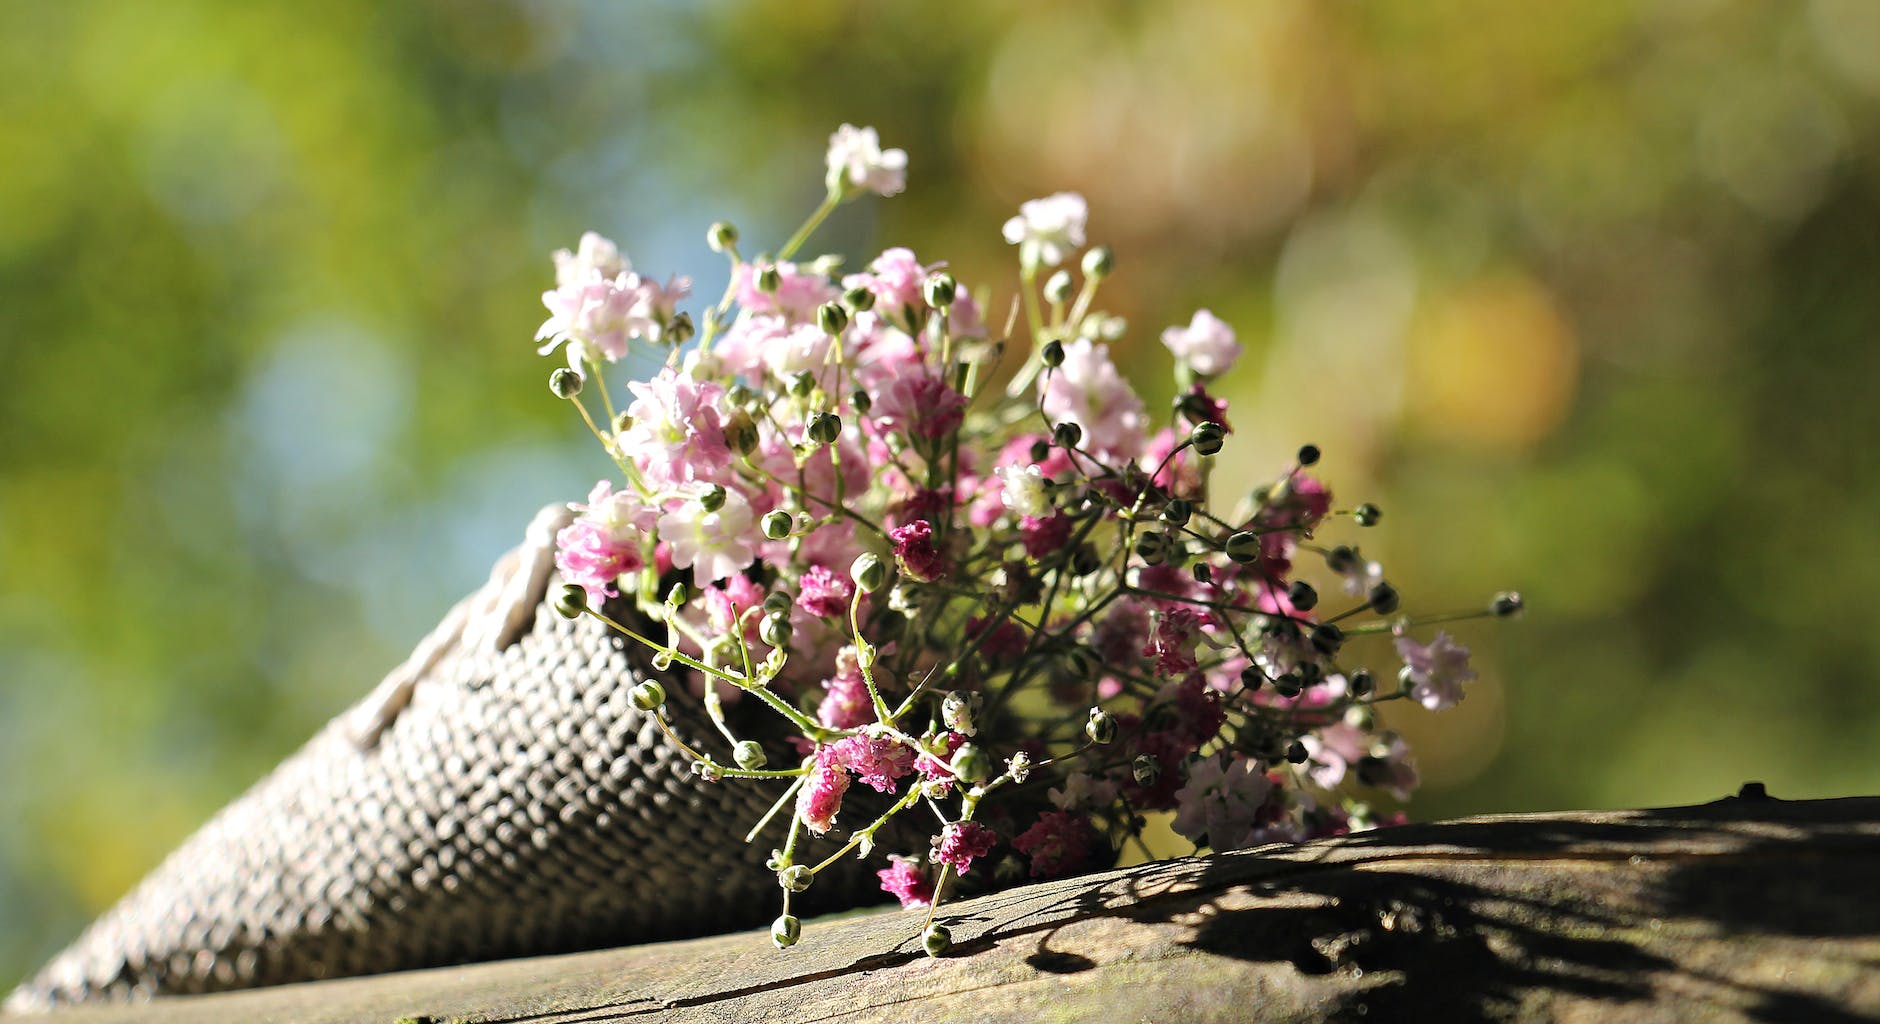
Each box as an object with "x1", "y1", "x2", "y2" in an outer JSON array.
[
  {"x1": 619, "y1": 368, "x2": 732, "y2": 485},
  {"x1": 816, "y1": 662, "x2": 873, "y2": 730},
  {"x1": 872, "y1": 372, "x2": 966, "y2": 442},
  {"x1": 933, "y1": 821, "x2": 997, "y2": 874},
  {"x1": 876, "y1": 855, "x2": 934, "y2": 909},
  {"x1": 554, "y1": 480, "x2": 649, "y2": 604},
  {"x1": 915, "y1": 731, "x2": 966, "y2": 792},
  {"x1": 796, "y1": 564, "x2": 854, "y2": 619},
  {"x1": 1012, "y1": 811, "x2": 1101, "y2": 879},
  {"x1": 831, "y1": 733, "x2": 916, "y2": 794},
  {"x1": 797, "y1": 749, "x2": 852, "y2": 836},
  {"x1": 890, "y1": 519, "x2": 947, "y2": 582}
]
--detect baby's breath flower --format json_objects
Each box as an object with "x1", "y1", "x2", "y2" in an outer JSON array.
[
  {"x1": 1002, "y1": 192, "x2": 1088, "y2": 268},
  {"x1": 826, "y1": 124, "x2": 908, "y2": 197}
]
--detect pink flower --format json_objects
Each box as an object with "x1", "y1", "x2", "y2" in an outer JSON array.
[
  {"x1": 934, "y1": 821, "x2": 997, "y2": 874},
  {"x1": 796, "y1": 564, "x2": 854, "y2": 619},
  {"x1": 916, "y1": 731, "x2": 966, "y2": 792},
  {"x1": 536, "y1": 233, "x2": 690, "y2": 370},
  {"x1": 1002, "y1": 192, "x2": 1087, "y2": 267},
  {"x1": 876, "y1": 855, "x2": 934, "y2": 909},
  {"x1": 703, "y1": 573, "x2": 767, "y2": 640},
  {"x1": 966, "y1": 616, "x2": 1028, "y2": 663},
  {"x1": 890, "y1": 519, "x2": 947, "y2": 582},
  {"x1": 1019, "y1": 513, "x2": 1072, "y2": 560},
  {"x1": 872, "y1": 372, "x2": 966, "y2": 442},
  {"x1": 1012, "y1": 811, "x2": 1102, "y2": 879},
  {"x1": 1394, "y1": 632, "x2": 1476, "y2": 711},
  {"x1": 843, "y1": 248, "x2": 930, "y2": 323},
  {"x1": 1172, "y1": 754, "x2": 1277, "y2": 852},
  {"x1": 657, "y1": 486, "x2": 756, "y2": 584},
  {"x1": 831, "y1": 733, "x2": 916, "y2": 794},
  {"x1": 737, "y1": 261, "x2": 838, "y2": 321},
  {"x1": 554, "y1": 480, "x2": 649, "y2": 604},
  {"x1": 817, "y1": 659, "x2": 874, "y2": 730},
  {"x1": 797, "y1": 749, "x2": 852, "y2": 836},
  {"x1": 1040, "y1": 338, "x2": 1145, "y2": 460},
  {"x1": 1160, "y1": 309, "x2": 1242, "y2": 377},
  {"x1": 1298, "y1": 720, "x2": 1370, "y2": 791},
  {"x1": 1142, "y1": 607, "x2": 1206, "y2": 676},
  {"x1": 825, "y1": 124, "x2": 908, "y2": 197},
  {"x1": 620, "y1": 368, "x2": 732, "y2": 484}
]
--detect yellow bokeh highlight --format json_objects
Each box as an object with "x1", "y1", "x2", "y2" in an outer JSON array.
[{"x1": 1405, "y1": 274, "x2": 1580, "y2": 450}]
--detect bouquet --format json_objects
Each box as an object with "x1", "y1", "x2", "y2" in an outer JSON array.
[{"x1": 533, "y1": 125, "x2": 1520, "y2": 956}]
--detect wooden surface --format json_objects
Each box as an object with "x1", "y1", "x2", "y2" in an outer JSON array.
[{"x1": 15, "y1": 790, "x2": 1880, "y2": 1023}]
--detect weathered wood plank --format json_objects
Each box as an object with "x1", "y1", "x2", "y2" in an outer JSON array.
[{"x1": 17, "y1": 792, "x2": 1880, "y2": 1023}]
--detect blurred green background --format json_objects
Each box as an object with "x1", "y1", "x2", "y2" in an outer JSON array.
[{"x1": 5, "y1": 0, "x2": 1879, "y2": 988}]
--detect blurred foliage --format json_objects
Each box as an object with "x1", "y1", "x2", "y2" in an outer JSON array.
[{"x1": 4, "y1": 0, "x2": 1879, "y2": 988}]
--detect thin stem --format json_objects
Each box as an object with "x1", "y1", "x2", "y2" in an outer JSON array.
[{"x1": 778, "y1": 191, "x2": 842, "y2": 262}]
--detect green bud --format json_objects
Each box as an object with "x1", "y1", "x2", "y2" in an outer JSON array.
[
  {"x1": 808, "y1": 411, "x2": 842, "y2": 446},
  {"x1": 1492, "y1": 591, "x2": 1526, "y2": 618},
  {"x1": 759, "y1": 612, "x2": 793, "y2": 648},
  {"x1": 763, "y1": 591, "x2": 793, "y2": 615},
  {"x1": 1190, "y1": 421, "x2": 1226, "y2": 457},
  {"x1": 772, "y1": 914, "x2": 801, "y2": 949},
  {"x1": 951, "y1": 743, "x2": 993, "y2": 784},
  {"x1": 1131, "y1": 754, "x2": 1161, "y2": 786},
  {"x1": 1163, "y1": 499, "x2": 1193, "y2": 526},
  {"x1": 1085, "y1": 707, "x2": 1117, "y2": 745},
  {"x1": 1043, "y1": 269, "x2": 1074, "y2": 304},
  {"x1": 756, "y1": 265, "x2": 782, "y2": 294},
  {"x1": 1355, "y1": 502, "x2": 1382, "y2": 527},
  {"x1": 1224, "y1": 531, "x2": 1261, "y2": 564},
  {"x1": 923, "y1": 271, "x2": 958, "y2": 309},
  {"x1": 762, "y1": 509, "x2": 794, "y2": 540},
  {"x1": 554, "y1": 583, "x2": 587, "y2": 619},
  {"x1": 1052, "y1": 421, "x2": 1082, "y2": 449},
  {"x1": 816, "y1": 301, "x2": 849, "y2": 336},
  {"x1": 851, "y1": 552, "x2": 890, "y2": 594},
  {"x1": 842, "y1": 285, "x2": 876, "y2": 312},
  {"x1": 707, "y1": 221, "x2": 739, "y2": 252},
  {"x1": 666, "y1": 582, "x2": 690, "y2": 607},
  {"x1": 724, "y1": 409, "x2": 759, "y2": 455},
  {"x1": 1041, "y1": 339, "x2": 1065, "y2": 368},
  {"x1": 788, "y1": 371, "x2": 816, "y2": 399},
  {"x1": 699, "y1": 484, "x2": 728, "y2": 513},
  {"x1": 849, "y1": 388, "x2": 872, "y2": 415},
  {"x1": 630, "y1": 680, "x2": 667, "y2": 712},
  {"x1": 1081, "y1": 245, "x2": 1114, "y2": 280},
  {"x1": 923, "y1": 923, "x2": 952, "y2": 957},
  {"x1": 735, "y1": 740, "x2": 768, "y2": 771},
  {"x1": 549, "y1": 367, "x2": 583, "y2": 400},
  {"x1": 779, "y1": 864, "x2": 812, "y2": 892},
  {"x1": 666, "y1": 311, "x2": 695, "y2": 345}
]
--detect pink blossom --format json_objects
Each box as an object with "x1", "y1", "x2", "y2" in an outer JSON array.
[
  {"x1": 1040, "y1": 338, "x2": 1145, "y2": 460},
  {"x1": 1163, "y1": 673, "x2": 1227, "y2": 746},
  {"x1": 1395, "y1": 632, "x2": 1476, "y2": 711},
  {"x1": 876, "y1": 855, "x2": 934, "y2": 909},
  {"x1": 872, "y1": 372, "x2": 966, "y2": 442},
  {"x1": 934, "y1": 821, "x2": 997, "y2": 874},
  {"x1": 890, "y1": 519, "x2": 947, "y2": 582},
  {"x1": 1002, "y1": 192, "x2": 1087, "y2": 267},
  {"x1": 843, "y1": 248, "x2": 930, "y2": 322},
  {"x1": 1019, "y1": 513, "x2": 1072, "y2": 560},
  {"x1": 1298, "y1": 720, "x2": 1371, "y2": 790},
  {"x1": 657, "y1": 486, "x2": 756, "y2": 584},
  {"x1": 1141, "y1": 428, "x2": 1201, "y2": 496},
  {"x1": 1012, "y1": 811, "x2": 1102, "y2": 879},
  {"x1": 1172, "y1": 753, "x2": 1277, "y2": 852},
  {"x1": 1142, "y1": 606, "x2": 1210, "y2": 677},
  {"x1": 797, "y1": 749, "x2": 851, "y2": 836},
  {"x1": 1160, "y1": 309, "x2": 1242, "y2": 377},
  {"x1": 825, "y1": 124, "x2": 908, "y2": 197},
  {"x1": 915, "y1": 731, "x2": 966, "y2": 791},
  {"x1": 619, "y1": 368, "x2": 731, "y2": 484},
  {"x1": 737, "y1": 261, "x2": 838, "y2": 321},
  {"x1": 703, "y1": 573, "x2": 767, "y2": 640},
  {"x1": 536, "y1": 233, "x2": 690, "y2": 371},
  {"x1": 830, "y1": 733, "x2": 916, "y2": 794},
  {"x1": 554, "y1": 480, "x2": 649, "y2": 604},
  {"x1": 796, "y1": 564, "x2": 854, "y2": 619},
  {"x1": 816, "y1": 659, "x2": 874, "y2": 730},
  {"x1": 1091, "y1": 599, "x2": 1151, "y2": 668}
]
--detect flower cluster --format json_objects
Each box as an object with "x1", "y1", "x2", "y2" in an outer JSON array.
[{"x1": 537, "y1": 125, "x2": 1521, "y2": 956}]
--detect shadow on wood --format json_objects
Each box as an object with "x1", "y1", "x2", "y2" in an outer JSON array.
[{"x1": 14, "y1": 791, "x2": 1879, "y2": 1023}]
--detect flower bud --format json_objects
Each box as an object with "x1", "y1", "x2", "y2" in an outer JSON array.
[
  {"x1": 763, "y1": 591, "x2": 793, "y2": 615},
  {"x1": 1273, "y1": 673, "x2": 1303, "y2": 698},
  {"x1": 1043, "y1": 269, "x2": 1074, "y2": 304},
  {"x1": 1163, "y1": 499, "x2": 1192, "y2": 526},
  {"x1": 1081, "y1": 245, "x2": 1113, "y2": 280},
  {"x1": 1296, "y1": 443, "x2": 1321, "y2": 467},
  {"x1": 849, "y1": 388, "x2": 872, "y2": 414},
  {"x1": 1491, "y1": 591, "x2": 1526, "y2": 618},
  {"x1": 1355, "y1": 502, "x2": 1382, "y2": 527},
  {"x1": 851, "y1": 552, "x2": 890, "y2": 593},
  {"x1": 707, "y1": 221, "x2": 739, "y2": 252},
  {"x1": 1189, "y1": 421, "x2": 1225, "y2": 456},
  {"x1": 788, "y1": 371, "x2": 816, "y2": 398},
  {"x1": 1131, "y1": 754, "x2": 1161, "y2": 786},
  {"x1": 762, "y1": 509, "x2": 794, "y2": 540},
  {"x1": 842, "y1": 285, "x2": 876, "y2": 312},
  {"x1": 1041, "y1": 339, "x2": 1065, "y2": 368},
  {"x1": 1085, "y1": 707, "x2": 1118, "y2": 745},
  {"x1": 549, "y1": 367, "x2": 583, "y2": 399},
  {"x1": 923, "y1": 272, "x2": 958, "y2": 309},
  {"x1": 1052, "y1": 421, "x2": 1082, "y2": 449},
  {"x1": 1029, "y1": 439, "x2": 1051, "y2": 463},
  {"x1": 666, "y1": 311, "x2": 695, "y2": 345},
  {"x1": 724, "y1": 409, "x2": 759, "y2": 455},
  {"x1": 779, "y1": 864, "x2": 813, "y2": 892},
  {"x1": 1325, "y1": 545, "x2": 1359, "y2": 574},
  {"x1": 1287, "y1": 740, "x2": 1309, "y2": 764},
  {"x1": 1368, "y1": 582, "x2": 1400, "y2": 615},
  {"x1": 1349, "y1": 668, "x2": 1376, "y2": 697},
  {"x1": 1192, "y1": 562, "x2": 1213, "y2": 585},
  {"x1": 951, "y1": 743, "x2": 993, "y2": 784},
  {"x1": 735, "y1": 740, "x2": 768, "y2": 771},
  {"x1": 554, "y1": 583, "x2": 587, "y2": 619},
  {"x1": 942, "y1": 691, "x2": 983, "y2": 736},
  {"x1": 1133, "y1": 531, "x2": 1170, "y2": 565},
  {"x1": 759, "y1": 612, "x2": 793, "y2": 648},
  {"x1": 1071, "y1": 544, "x2": 1103, "y2": 576},
  {"x1": 1287, "y1": 580, "x2": 1318, "y2": 612},
  {"x1": 817, "y1": 301, "x2": 849, "y2": 336},
  {"x1": 1224, "y1": 531, "x2": 1261, "y2": 564},
  {"x1": 1310, "y1": 623, "x2": 1345, "y2": 655},
  {"x1": 772, "y1": 914, "x2": 801, "y2": 949},
  {"x1": 666, "y1": 582, "x2": 690, "y2": 608},
  {"x1": 756, "y1": 264, "x2": 782, "y2": 294},
  {"x1": 807, "y1": 412, "x2": 842, "y2": 446},
  {"x1": 1006, "y1": 751, "x2": 1033, "y2": 784},
  {"x1": 923, "y1": 923, "x2": 952, "y2": 957},
  {"x1": 1239, "y1": 666, "x2": 1265, "y2": 691},
  {"x1": 699, "y1": 484, "x2": 728, "y2": 512},
  {"x1": 630, "y1": 680, "x2": 667, "y2": 711}
]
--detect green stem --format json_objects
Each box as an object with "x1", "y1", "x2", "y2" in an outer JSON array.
[{"x1": 778, "y1": 191, "x2": 842, "y2": 262}]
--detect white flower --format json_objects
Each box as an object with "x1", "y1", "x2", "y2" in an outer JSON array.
[
  {"x1": 536, "y1": 232, "x2": 691, "y2": 372},
  {"x1": 996, "y1": 463, "x2": 1051, "y2": 519},
  {"x1": 1040, "y1": 337, "x2": 1145, "y2": 460},
  {"x1": 1394, "y1": 631, "x2": 1477, "y2": 711},
  {"x1": 1160, "y1": 309, "x2": 1243, "y2": 377},
  {"x1": 658, "y1": 486, "x2": 757, "y2": 583},
  {"x1": 1171, "y1": 753, "x2": 1274, "y2": 851},
  {"x1": 1002, "y1": 192, "x2": 1088, "y2": 268},
  {"x1": 552, "y1": 231, "x2": 631, "y2": 286},
  {"x1": 826, "y1": 124, "x2": 907, "y2": 197}
]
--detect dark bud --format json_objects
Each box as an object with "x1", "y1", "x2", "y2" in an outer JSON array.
[
  {"x1": 1491, "y1": 591, "x2": 1526, "y2": 618},
  {"x1": 1190, "y1": 420, "x2": 1226, "y2": 457},
  {"x1": 1131, "y1": 754, "x2": 1162, "y2": 786},
  {"x1": 1192, "y1": 562, "x2": 1213, "y2": 585},
  {"x1": 808, "y1": 411, "x2": 843, "y2": 446},
  {"x1": 1239, "y1": 666, "x2": 1265, "y2": 691},
  {"x1": 1296, "y1": 443, "x2": 1321, "y2": 466},
  {"x1": 1349, "y1": 668, "x2": 1376, "y2": 697},
  {"x1": 1310, "y1": 623, "x2": 1345, "y2": 655},
  {"x1": 1368, "y1": 582, "x2": 1400, "y2": 615},
  {"x1": 816, "y1": 301, "x2": 849, "y2": 336},
  {"x1": 923, "y1": 272, "x2": 958, "y2": 309},
  {"x1": 1286, "y1": 740, "x2": 1309, "y2": 764},
  {"x1": 1041, "y1": 339, "x2": 1065, "y2": 368},
  {"x1": 554, "y1": 583, "x2": 588, "y2": 619},
  {"x1": 724, "y1": 409, "x2": 759, "y2": 455},
  {"x1": 549, "y1": 367, "x2": 583, "y2": 399},
  {"x1": 1052, "y1": 421, "x2": 1083, "y2": 449},
  {"x1": 788, "y1": 371, "x2": 816, "y2": 399},
  {"x1": 612, "y1": 410, "x2": 633, "y2": 435},
  {"x1": 849, "y1": 388, "x2": 873, "y2": 415},
  {"x1": 1163, "y1": 498, "x2": 1193, "y2": 526},
  {"x1": 1071, "y1": 544, "x2": 1103, "y2": 576},
  {"x1": 1029, "y1": 439, "x2": 1052, "y2": 463},
  {"x1": 1287, "y1": 580, "x2": 1318, "y2": 611},
  {"x1": 1355, "y1": 502, "x2": 1382, "y2": 527},
  {"x1": 1273, "y1": 674, "x2": 1304, "y2": 698},
  {"x1": 699, "y1": 483, "x2": 728, "y2": 512},
  {"x1": 1224, "y1": 531, "x2": 1261, "y2": 564},
  {"x1": 726, "y1": 383, "x2": 758, "y2": 408},
  {"x1": 1325, "y1": 544, "x2": 1359, "y2": 574},
  {"x1": 1297, "y1": 661, "x2": 1324, "y2": 686},
  {"x1": 842, "y1": 285, "x2": 876, "y2": 312},
  {"x1": 666, "y1": 311, "x2": 695, "y2": 345},
  {"x1": 762, "y1": 591, "x2": 793, "y2": 615},
  {"x1": 1133, "y1": 531, "x2": 1170, "y2": 565}
]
